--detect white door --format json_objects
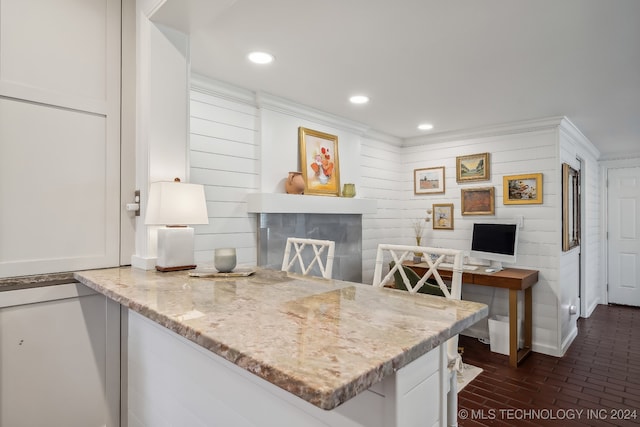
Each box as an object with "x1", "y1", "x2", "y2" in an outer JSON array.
[{"x1": 608, "y1": 166, "x2": 640, "y2": 306}]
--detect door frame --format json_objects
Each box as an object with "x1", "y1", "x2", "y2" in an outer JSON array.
[
  {"x1": 120, "y1": 0, "x2": 137, "y2": 265},
  {"x1": 577, "y1": 157, "x2": 583, "y2": 318}
]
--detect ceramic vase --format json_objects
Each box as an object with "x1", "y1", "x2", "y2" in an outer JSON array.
[
  {"x1": 285, "y1": 171, "x2": 305, "y2": 194},
  {"x1": 342, "y1": 183, "x2": 356, "y2": 197}
]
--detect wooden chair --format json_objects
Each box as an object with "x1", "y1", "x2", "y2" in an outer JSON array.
[
  {"x1": 281, "y1": 237, "x2": 336, "y2": 279},
  {"x1": 373, "y1": 243, "x2": 464, "y2": 427}
]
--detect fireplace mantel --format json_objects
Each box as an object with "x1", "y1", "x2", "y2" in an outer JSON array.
[{"x1": 246, "y1": 193, "x2": 377, "y2": 214}]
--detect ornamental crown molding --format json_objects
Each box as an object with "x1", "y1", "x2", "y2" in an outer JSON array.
[
  {"x1": 190, "y1": 73, "x2": 256, "y2": 106},
  {"x1": 558, "y1": 117, "x2": 601, "y2": 159},
  {"x1": 190, "y1": 74, "x2": 372, "y2": 136},
  {"x1": 403, "y1": 116, "x2": 567, "y2": 146},
  {"x1": 256, "y1": 92, "x2": 370, "y2": 136}
]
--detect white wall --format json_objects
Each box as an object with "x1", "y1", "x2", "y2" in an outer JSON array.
[
  {"x1": 186, "y1": 75, "x2": 602, "y2": 357},
  {"x1": 360, "y1": 133, "x2": 405, "y2": 285},
  {"x1": 189, "y1": 77, "x2": 260, "y2": 265},
  {"x1": 558, "y1": 119, "x2": 601, "y2": 354},
  {"x1": 131, "y1": 11, "x2": 190, "y2": 269},
  {"x1": 189, "y1": 75, "x2": 388, "y2": 269},
  {"x1": 258, "y1": 96, "x2": 366, "y2": 193},
  {"x1": 403, "y1": 122, "x2": 563, "y2": 353},
  {"x1": 400, "y1": 118, "x2": 602, "y2": 356}
]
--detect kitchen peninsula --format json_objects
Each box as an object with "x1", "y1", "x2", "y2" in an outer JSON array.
[{"x1": 75, "y1": 267, "x2": 487, "y2": 426}]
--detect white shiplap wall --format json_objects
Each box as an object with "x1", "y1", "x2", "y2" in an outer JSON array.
[
  {"x1": 189, "y1": 82, "x2": 260, "y2": 266},
  {"x1": 559, "y1": 120, "x2": 601, "y2": 354},
  {"x1": 189, "y1": 76, "x2": 395, "y2": 272},
  {"x1": 360, "y1": 133, "x2": 405, "y2": 285},
  {"x1": 402, "y1": 124, "x2": 564, "y2": 353},
  {"x1": 187, "y1": 76, "x2": 599, "y2": 357}
]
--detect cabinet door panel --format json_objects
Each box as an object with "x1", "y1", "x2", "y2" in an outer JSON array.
[
  {"x1": 0, "y1": 0, "x2": 115, "y2": 112},
  {"x1": 0, "y1": 290, "x2": 109, "y2": 427},
  {"x1": 0, "y1": 98, "x2": 119, "y2": 276}
]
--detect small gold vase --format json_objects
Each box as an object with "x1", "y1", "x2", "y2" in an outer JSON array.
[
  {"x1": 342, "y1": 183, "x2": 356, "y2": 197},
  {"x1": 414, "y1": 236, "x2": 423, "y2": 257}
]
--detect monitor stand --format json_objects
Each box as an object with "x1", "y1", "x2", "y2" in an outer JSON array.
[{"x1": 485, "y1": 261, "x2": 503, "y2": 273}]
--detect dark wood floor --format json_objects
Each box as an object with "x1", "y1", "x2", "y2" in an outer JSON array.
[{"x1": 457, "y1": 304, "x2": 640, "y2": 427}]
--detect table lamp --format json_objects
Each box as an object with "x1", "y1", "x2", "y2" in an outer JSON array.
[{"x1": 145, "y1": 178, "x2": 209, "y2": 271}]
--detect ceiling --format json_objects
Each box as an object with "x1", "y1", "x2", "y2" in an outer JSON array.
[{"x1": 152, "y1": 0, "x2": 640, "y2": 159}]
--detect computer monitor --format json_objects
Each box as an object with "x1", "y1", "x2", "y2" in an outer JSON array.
[{"x1": 469, "y1": 222, "x2": 519, "y2": 270}]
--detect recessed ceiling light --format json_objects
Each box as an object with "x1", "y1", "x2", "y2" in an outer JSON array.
[
  {"x1": 349, "y1": 95, "x2": 370, "y2": 104},
  {"x1": 418, "y1": 123, "x2": 434, "y2": 131},
  {"x1": 248, "y1": 51, "x2": 275, "y2": 64}
]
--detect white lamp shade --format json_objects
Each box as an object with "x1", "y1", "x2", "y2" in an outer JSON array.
[{"x1": 145, "y1": 181, "x2": 209, "y2": 225}]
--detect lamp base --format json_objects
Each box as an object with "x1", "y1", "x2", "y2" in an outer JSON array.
[
  {"x1": 156, "y1": 226, "x2": 197, "y2": 272},
  {"x1": 155, "y1": 264, "x2": 197, "y2": 272}
]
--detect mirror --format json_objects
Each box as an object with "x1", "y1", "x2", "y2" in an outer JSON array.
[{"x1": 562, "y1": 163, "x2": 580, "y2": 251}]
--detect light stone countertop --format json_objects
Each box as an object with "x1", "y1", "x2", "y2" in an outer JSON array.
[
  {"x1": 74, "y1": 266, "x2": 488, "y2": 410},
  {"x1": 0, "y1": 272, "x2": 77, "y2": 292}
]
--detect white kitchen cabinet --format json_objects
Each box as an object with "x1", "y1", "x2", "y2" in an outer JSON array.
[
  {"x1": 0, "y1": 283, "x2": 121, "y2": 427},
  {"x1": 0, "y1": 0, "x2": 121, "y2": 277}
]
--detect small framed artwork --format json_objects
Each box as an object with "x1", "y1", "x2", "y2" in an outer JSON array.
[
  {"x1": 503, "y1": 173, "x2": 543, "y2": 204},
  {"x1": 461, "y1": 187, "x2": 495, "y2": 215},
  {"x1": 299, "y1": 127, "x2": 340, "y2": 196},
  {"x1": 433, "y1": 203, "x2": 454, "y2": 230},
  {"x1": 414, "y1": 166, "x2": 445, "y2": 194},
  {"x1": 456, "y1": 152, "x2": 490, "y2": 182}
]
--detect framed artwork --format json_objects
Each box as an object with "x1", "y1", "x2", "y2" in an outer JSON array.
[
  {"x1": 461, "y1": 187, "x2": 495, "y2": 215},
  {"x1": 456, "y1": 152, "x2": 490, "y2": 182},
  {"x1": 562, "y1": 163, "x2": 580, "y2": 251},
  {"x1": 503, "y1": 173, "x2": 543, "y2": 204},
  {"x1": 299, "y1": 127, "x2": 340, "y2": 196},
  {"x1": 432, "y1": 203, "x2": 454, "y2": 230},
  {"x1": 414, "y1": 166, "x2": 445, "y2": 194}
]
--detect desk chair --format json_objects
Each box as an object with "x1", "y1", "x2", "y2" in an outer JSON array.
[
  {"x1": 281, "y1": 237, "x2": 336, "y2": 279},
  {"x1": 373, "y1": 243, "x2": 464, "y2": 427}
]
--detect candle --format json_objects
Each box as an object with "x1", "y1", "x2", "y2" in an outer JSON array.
[{"x1": 214, "y1": 248, "x2": 237, "y2": 273}]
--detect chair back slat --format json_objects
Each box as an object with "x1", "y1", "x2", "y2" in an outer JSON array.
[
  {"x1": 373, "y1": 244, "x2": 463, "y2": 299},
  {"x1": 281, "y1": 237, "x2": 336, "y2": 279}
]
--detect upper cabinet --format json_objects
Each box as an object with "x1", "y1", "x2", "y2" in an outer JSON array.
[{"x1": 0, "y1": 0, "x2": 121, "y2": 278}]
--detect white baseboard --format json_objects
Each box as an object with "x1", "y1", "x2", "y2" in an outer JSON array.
[
  {"x1": 583, "y1": 299, "x2": 601, "y2": 318},
  {"x1": 559, "y1": 326, "x2": 579, "y2": 357}
]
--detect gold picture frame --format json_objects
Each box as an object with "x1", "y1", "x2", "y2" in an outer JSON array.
[
  {"x1": 299, "y1": 127, "x2": 340, "y2": 196},
  {"x1": 433, "y1": 203, "x2": 454, "y2": 230},
  {"x1": 414, "y1": 166, "x2": 445, "y2": 194},
  {"x1": 562, "y1": 163, "x2": 580, "y2": 251},
  {"x1": 456, "y1": 152, "x2": 490, "y2": 182},
  {"x1": 461, "y1": 187, "x2": 495, "y2": 215},
  {"x1": 503, "y1": 173, "x2": 543, "y2": 204}
]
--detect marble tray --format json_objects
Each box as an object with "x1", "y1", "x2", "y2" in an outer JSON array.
[{"x1": 188, "y1": 267, "x2": 256, "y2": 278}]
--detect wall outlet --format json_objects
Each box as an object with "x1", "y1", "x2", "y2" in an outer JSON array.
[{"x1": 516, "y1": 215, "x2": 524, "y2": 229}]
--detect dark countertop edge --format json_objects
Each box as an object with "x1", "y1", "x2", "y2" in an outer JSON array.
[{"x1": 0, "y1": 273, "x2": 78, "y2": 292}]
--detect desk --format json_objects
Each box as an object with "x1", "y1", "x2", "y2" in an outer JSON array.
[{"x1": 404, "y1": 261, "x2": 538, "y2": 367}]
